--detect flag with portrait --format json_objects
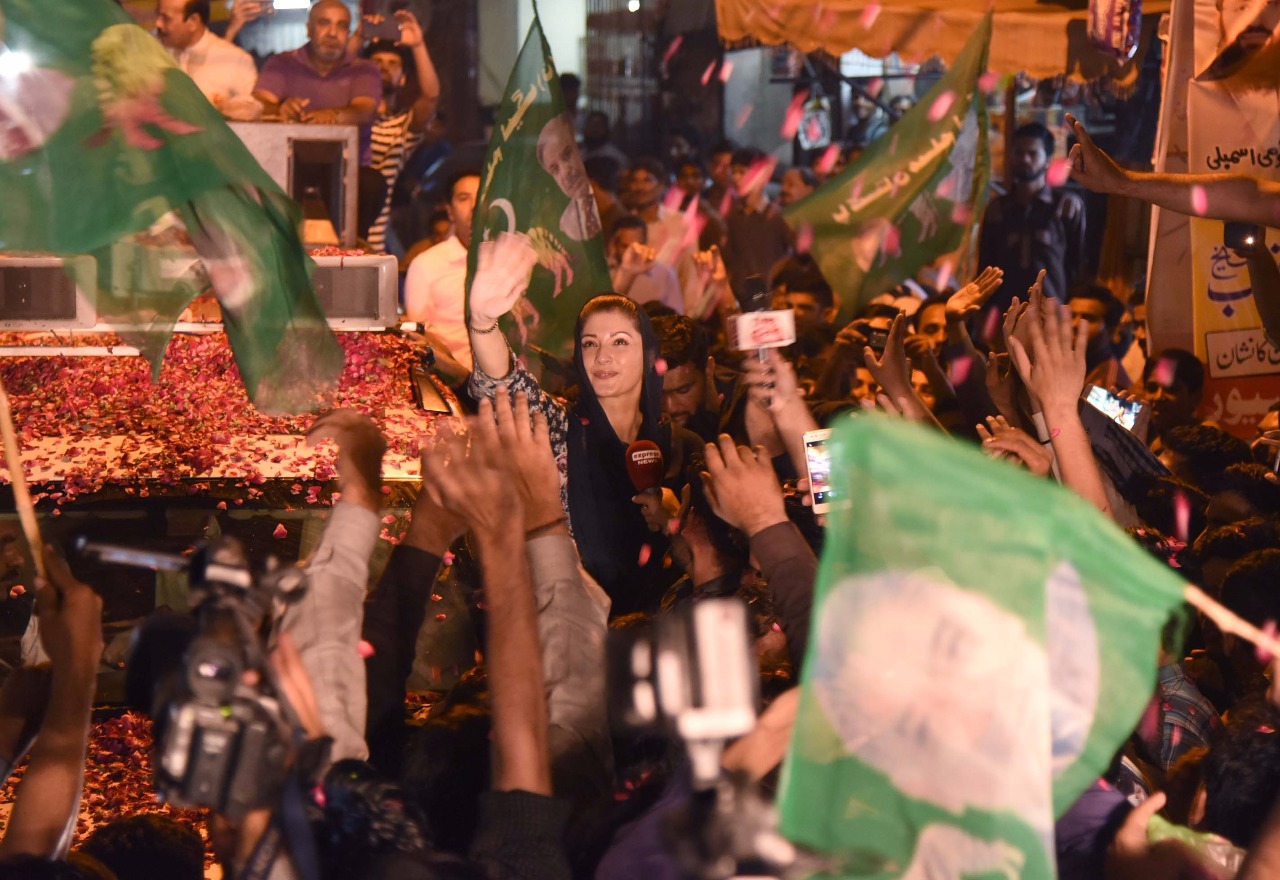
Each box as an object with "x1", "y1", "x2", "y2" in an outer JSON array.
[{"x1": 465, "y1": 3, "x2": 613, "y2": 359}]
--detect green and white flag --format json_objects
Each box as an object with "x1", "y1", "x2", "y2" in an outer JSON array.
[
  {"x1": 466, "y1": 5, "x2": 612, "y2": 358},
  {"x1": 785, "y1": 14, "x2": 992, "y2": 322},
  {"x1": 779, "y1": 415, "x2": 1186, "y2": 878},
  {"x1": 0, "y1": 1, "x2": 342, "y2": 414}
]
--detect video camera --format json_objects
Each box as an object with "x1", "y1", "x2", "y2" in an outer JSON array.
[
  {"x1": 609, "y1": 598, "x2": 832, "y2": 880},
  {"x1": 78, "y1": 536, "x2": 312, "y2": 821}
]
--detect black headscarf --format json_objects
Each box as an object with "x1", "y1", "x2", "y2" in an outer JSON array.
[{"x1": 566, "y1": 295, "x2": 674, "y2": 614}]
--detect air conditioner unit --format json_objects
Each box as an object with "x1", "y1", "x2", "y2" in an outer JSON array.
[
  {"x1": 0, "y1": 254, "x2": 97, "y2": 330},
  {"x1": 310, "y1": 254, "x2": 399, "y2": 330}
]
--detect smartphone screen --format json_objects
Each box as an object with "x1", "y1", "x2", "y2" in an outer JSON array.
[
  {"x1": 1084, "y1": 384, "x2": 1142, "y2": 431},
  {"x1": 804, "y1": 429, "x2": 834, "y2": 514}
]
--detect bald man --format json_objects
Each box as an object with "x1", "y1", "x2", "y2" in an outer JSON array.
[{"x1": 253, "y1": 0, "x2": 380, "y2": 160}]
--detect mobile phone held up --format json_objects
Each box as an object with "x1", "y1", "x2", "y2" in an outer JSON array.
[
  {"x1": 363, "y1": 16, "x2": 403, "y2": 42},
  {"x1": 1224, "y1": 221, "x2": 1263, "y2": 251},
  {"x1": 1084, "y1": 384, "x2": 1144, "y2": 432},
  {"x1": 803, "y1": 428, "x2": 834, "y2": 514}
]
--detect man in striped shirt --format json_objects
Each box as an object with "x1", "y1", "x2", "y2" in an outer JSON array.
[{"x1": 362, "y1": 11, "x2": 440, "y2": 254}]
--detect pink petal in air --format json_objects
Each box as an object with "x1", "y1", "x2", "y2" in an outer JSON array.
[
  {"x1": 1191, "y1": 185, "x2": 1209, "y2": 216},
  {"x1": 357, "y1": 640, "x2": 376, "y2": 659},
  {"x1": 859, "y1": 3, "x2": 881, "y2": 28},
  {"x1": 1151, "y1": 356, "x2": 1177, "y2": 388},
  {"x1": 273, "y1": 523, "x2": 288, "y2": 539},
  {"x1": 781, "y1": 90, "x2": 810, "y2": 140},
  {"x1": 815, "y1": 143, "x2": 840, "y2": 175},
  {"x1": 883, "y1": 223, "x2": 901, "y2": 256},
  {"x1": 927, "y1": 90, "x2": 956, "y2": 122},
  {"x1": 1173, "y1": 490, "x2": 1191, "y2": 542},
  {"x1": 865, "y1": 78, "x2": 885, "y2": 99},
  {"x1": 949, "y1": 354, "x2": 972, "y2": 386},
  {"x1": 734, "y1": 104, "x2": 754, "y2": 130},
  {"x1": 1047, "y1": 158, "x2": 1072, "y2": 187},
  {"x1": 795, "y1": 223, "x2": 814, "y2": 254},
  {"x1": 701, "y1": 61, "x2": 717, "y2": 86},
  {"x1": 661, "y1": 36, "x2": 683, "y2": 76},
  {"x1": 978, "y1": 71, "x2": 1000, "y2": 94},
  {"x1": 718, "y1": 60, "x2": 735, "y2": 83},
  {"x1": 638, "y1": 544, "x2": 652, "y2": 566}
]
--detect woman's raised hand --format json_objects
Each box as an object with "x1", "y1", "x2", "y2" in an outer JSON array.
[{"x1": 469, "y1": 231, "x2": 538, "y2": 331}]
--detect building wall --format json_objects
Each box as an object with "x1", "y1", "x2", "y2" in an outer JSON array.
[{"x1": 480, "y1": 0, "x2": 586, "y2": 106}]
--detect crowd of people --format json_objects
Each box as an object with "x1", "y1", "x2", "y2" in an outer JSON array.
[{"x1": 3, "y1": 2, "x2": 1280, "y2": 879}]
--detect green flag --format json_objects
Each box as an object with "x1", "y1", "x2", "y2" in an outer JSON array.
[
  {"x1": 786, "y1": 14, "x2": 992, "y2": 322},
  {"x1": 0, "y1": 1, "x2": 342, "y2": 414},
  {"x1": 779, "y1": 415, "x2": 1186, "y2": 878},
  {"x1": 466, "y1": 7, "x2": 612, "y2": 358}
]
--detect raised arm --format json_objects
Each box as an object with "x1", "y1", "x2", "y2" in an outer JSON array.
[
  {"x1": 740, "y1": 349, "x2": 819, "y2": 479},
  {"x1": 0, "y1": 547, "x2": 102, "y2": 861},
  {"x1": 1068, "y1": 112, "x2": 1280, "y2": 228},
  {"x1": 701, "y1": 435, "x2": 815, "y2": 669},
  {"x1": 393, "y1": 11, "x2": 440, "y2": 132},
  {"x1": 275, "y1": 409, "x2": 385, "y2": 764},
  {"x1": 420, "y1": 416, "x2": 550, "y2": 796},
  {"x1": 467, "y1": 232, "x2": 540, "y2": 381},
  {"x1": 1008, "y1": 300, "x2": 1112, "y2": 517},
  {"x1": 485, "y1": 388, "x2": 613, "y2": 803}
]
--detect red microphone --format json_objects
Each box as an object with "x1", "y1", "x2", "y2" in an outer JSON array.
[{"x1": 626, "y1": 440, "x2": 665, "y2": 494}]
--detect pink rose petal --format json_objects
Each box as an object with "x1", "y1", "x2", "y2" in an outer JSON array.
[
  {"x1": 927, "y1": 90, "x2": 955, "y2": 122},
  {"x1": 638, "y1": 543, "x2": 652, "y2": 566},
  {"x1": 718, "y1": 60, "x2": 734, "y2": 83},
  {"x1": 655, "y1": 358, "x2": 668, "y2": 376},
  {"x1": 357, "y1": 640, "x2": 376, "y2": 659},
  {"x1": 815, "y1": 143, "x2": 840, "y2": 175},
  {"x1": 978, "y1": 71, "x2": 1000, "y2": 94},
  {"x1": 864, "y1": 78, "x2": 884, "y2": 99},
  {"x1": 795, "y1": 223, "x2": 814, "y2": 254},
  {"x1": 1047, "y1": 158, "x2": 1072, "y2": 188},
  {"x1": 701, "y1": 61, "x2": 717, "y2": 86},
  {"x1": 1151, "y1": 356, "x2": 1177, "y2": 388},
  {"x1": 1173, "y1": 490, "x2": 1191, "y2": 542},
  {"x1": 780, "y1": 90, "x2": 810, "y2": 140},
  {"x1": 273, "y1": 523, "x2": 288, "y2": 539},
  {"x1": 859, "y1": 2, "x2": 880, "y2": 28},
  {"x1": 1191, "y1": 185, "x2": 1208, "y2": 216},
  {"x1": 734, "y1": 104, "x2": 754, "y2": 130}
]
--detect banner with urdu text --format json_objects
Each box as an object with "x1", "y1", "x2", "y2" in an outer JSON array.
[
  {"x1": 1187, "y1": 74, "x2": 1280, "y2": 436},
  {"x1": 784, "y1": 13, "x2": 991, "y2": 321},
  {"x1": 466, "y1": 7, "x2": 613, "y2": 358}
]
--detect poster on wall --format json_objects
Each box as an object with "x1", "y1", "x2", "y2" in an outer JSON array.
[{"x1": 1186, "y1": 61, "x2": 1280, "y2": 435}]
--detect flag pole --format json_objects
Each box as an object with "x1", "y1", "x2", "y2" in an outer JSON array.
[
  {"x1": 0, "y1": 376, "x2": 45, "y2": 581},
  {"x1": 1184, "y1": 583, "x2": 1280, "y2": 660}
]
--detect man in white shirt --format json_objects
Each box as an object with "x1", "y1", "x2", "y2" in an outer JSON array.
[
  {"x1": 154, "y1": 0, "x2": 258, "y2": 114},
  {"x1": 403, "y1": 170, "x2": 480, "y2": 370},
  {"x1": 608, "y1": 215, "x2": 683, "y2": 314}
]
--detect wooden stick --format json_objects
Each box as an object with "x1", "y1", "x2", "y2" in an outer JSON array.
[
  {"x1": 1185, "y1": 583, "x2": 1280, "y2": 660},
  {"x1": 0, "y1": 376, "x2": 44, "y2": 581}
]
